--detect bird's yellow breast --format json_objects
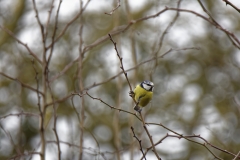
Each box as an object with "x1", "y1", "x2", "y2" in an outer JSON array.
[{"x1": 134, "y1": 84, "x2": 153, "y2": 107}]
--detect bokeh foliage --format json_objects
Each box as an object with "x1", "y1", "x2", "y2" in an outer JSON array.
[{"x1": 0, "y1": 0, "x2": 240, "y2": 160}]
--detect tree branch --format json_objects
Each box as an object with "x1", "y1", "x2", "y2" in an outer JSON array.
[
  {"x1": 131, "y1": 126, "x2": 146, "y2": 160},
  {"x1": 222, "y1": 0, "x2": 240, "y2": 13},
  {"x1": 105, "y1": 0, "x2": 121, "y2": 15}
]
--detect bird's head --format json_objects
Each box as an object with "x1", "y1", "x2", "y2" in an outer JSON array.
[{"x1": 141, "y1": 80, "x2": 154, "y2": 91}]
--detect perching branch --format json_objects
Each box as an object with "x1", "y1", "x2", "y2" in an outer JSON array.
[
  {"x1": 86, "y1": 92, "x2": 141, "y2": 121},
  {"x1": 109, "y1": 34, "x2": 161, "y2": 159},
  {"x1": 108, "y1": 34, "x2": 134, "y2": 93}
]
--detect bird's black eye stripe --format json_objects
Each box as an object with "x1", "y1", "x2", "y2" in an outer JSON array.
[
  {"x1": 141, "y1": 81, "x2": 154, "y2": 88},
  {"x1": 145, "y1": 83, "x2": 154, "y2": 87}
]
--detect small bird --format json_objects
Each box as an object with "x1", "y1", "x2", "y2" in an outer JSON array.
[{"x1": 129, "y1": 80, "x2": 154, "y2": 112}]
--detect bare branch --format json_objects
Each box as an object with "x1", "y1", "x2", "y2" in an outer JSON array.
[
  {"x1": 105, "y1": 0, "x2": 121, "y2": 15},
  {"x1": 166, "y1": 7, "x2": 240, "y2": 49},
  {"x1": 44, "y1": 0, "x2": 55, "y2": 39},
  {"x1": 0, "y1": 112, "x2": 39, "y2": 120},
  {"x1": 0, "y1": 26, "x2": 42, "y2": 65},
  {"x1": 86, "y1": 92, "x2": 142, "y2": 121},
  {"x1": 46, "y1": 70, "x2": 61, "y2": 159},
  {"x1": 108, "y1": 34, "x2": 133, "y2": 92},
  {"x1": 0, "y1": 123, "x2": 22, "y2": 156},
  {"x1": 131, "y1": 126, "x2": 147, "y2": 160},
  {"x1": 198, "y1": 0, "x2": 240, "y2": 49},
  {"x1": 32, "y1": 1, "x2": 48, "y2": 159},
  {"x1": 32, "y1": 0, "x2": 45, "y2": 41},
  {"x1": 233, "y1": 151, "x2": 240, "y2": 160},
  {"x1": 78, "y1": 1, "x2": 86, "y2": 158},
  {"x1": 154, "y1": 0, "x2": 182, "y2": 57},
  {"x1": 0, "y1": 72, "x2": 44, "y2": 96},
  {"x1": 31, "y1": 59, "x2": 42, "y2": 119},
  {"x1": 52, "y1": 112, "x2": 61, "y2": 160},
  {"x1": 145, "y1": 122, "x2": 239, "y2": 160},
  {"x1": 139, "y1": 113, "x2": 161, "y2": 160},
  {"x1": 9, "y1": 151, "x2": 41, "y2": 160},
  {"x1": 222, "y1": 0, "x2": 240, "y2": 13},
  {"x1": 49, "y1": 58, "x2": 78, "y2": 83},
  {"x1": 47, "y1": 140, "x2": 119, "y2": 159},
  {"x1": 46, "y1": 0, "x2": 91, "y2": 49},
  {"x1": 47, "y1": 0, "x2": 63, "y2": 66}
]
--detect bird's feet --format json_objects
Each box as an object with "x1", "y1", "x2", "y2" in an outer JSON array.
[
  {"x1": 129, "y1": 91, "x2": 135, "y2": 98},
  {"x1": 134, "y1": 105, "x2": 142, "y2": 113},
  {"x1": 129, "y1": 91, "x2": 141, "y2": 112}
]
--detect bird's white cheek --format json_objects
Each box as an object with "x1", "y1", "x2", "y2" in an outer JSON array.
[{"x1": 143, "y1": 84, "x2": 151, "y2": 91}]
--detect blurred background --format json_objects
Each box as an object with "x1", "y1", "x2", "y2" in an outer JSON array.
[{"x1": 0, "y1": 0, "x2": 240, "y2": 159}]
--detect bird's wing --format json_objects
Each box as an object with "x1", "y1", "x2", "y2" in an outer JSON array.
[{"x1": 138, "y1": 94, "x2": 146, "y2": 100}]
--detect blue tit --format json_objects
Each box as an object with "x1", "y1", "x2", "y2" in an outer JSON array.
[{"x1": 129, "y1": 80, "x2": 154, "y2": 112}]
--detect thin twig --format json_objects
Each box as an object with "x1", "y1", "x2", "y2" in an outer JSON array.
[
  {"x1": 8, "y1": 151, "x2": 41, "y2": 160},
  {"x1": 105, "y1": 0, "x2": 121, "y2": 15},
  {"x1": 86, "y1": 92, "x2": 141, "y2": 121},
  {"x1": 47, "y1": 140, "x2": 121, "y2": 159},
  {"x1": 145, "y1": 122, "x2": 239, "y2": 160},
  {"x1": 46, "y1": 0, "x2": 91, "y2": 49},
  {"x1": 47, "y1": 73, "x2": 61, "y2": 159},
  {"x1": 31, "y1": 59, "x2": 42, "y2": 120},
  {"x1": 140, "y1": 133, "x2": 224, "y2": 160},
  {"x1": 44, "y1": 0, "x2": 55, "y2": 39},
  {"x1": 198, "y1": 0, "x2": 240, "y2": 50},
  {"x1": 0, "y1": 26, "x2": 42, "y2": 65},
  {"x1": 32, "y1": 0, "x2": 45, "y2": 42},
  {"x1": 108, "y1": 34, "x2": 133, "y2": 92},
  {"x1": 154, "y1": 0, "x2": 182, "y2": 58},
  {"x1": 139, "y1": 113, "x2": 161, "y2": 160},
  {"x1": 46, "y1": 0, "x2": 63, "y2": 66},
  {"x1": 49, "y1": 58, "x2": 78, "y2": 83},
  {"x1": 233, "y1": 151, "x2": 240, "y2": 160},
  {"x1": 0, "y1": 123, "x2": 22, "y2": 157},
  {"x1": 222, "y1": 0, "x2": 240, "y2": 13},
  {"x1": 71, "y1": 94, "x2": 102, "y2": 160},
  {"x1": 52, "y1": 108, "x2": 61, "y2": 160},
  {"x1": 32, "y1": 1, "x2": 48, "y2": 159},
  {"x1": 0, "y1": 112, "x2": 39, "y2": 120},
  {"x1": 166, "y1": 7, "x2": 240, "y2": 49},
  {"x1": 151, "y1": 0, "x2": 182, "y2": 78},
  {"x1": 90, "y1": 5, "x2": 240, "y2": 52},
  {"x1": 78, "y1": 1, "x2": 85, "y2": 158},
  {"x1": 131, "y1": 126, "x2": 147, "y2": 160},
  {"x1": 83, "y1": 47, "x2": 198, "y2": 91},
  {"x1": 0, "y1": 72, "x2": 44, "y2": 96}
]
